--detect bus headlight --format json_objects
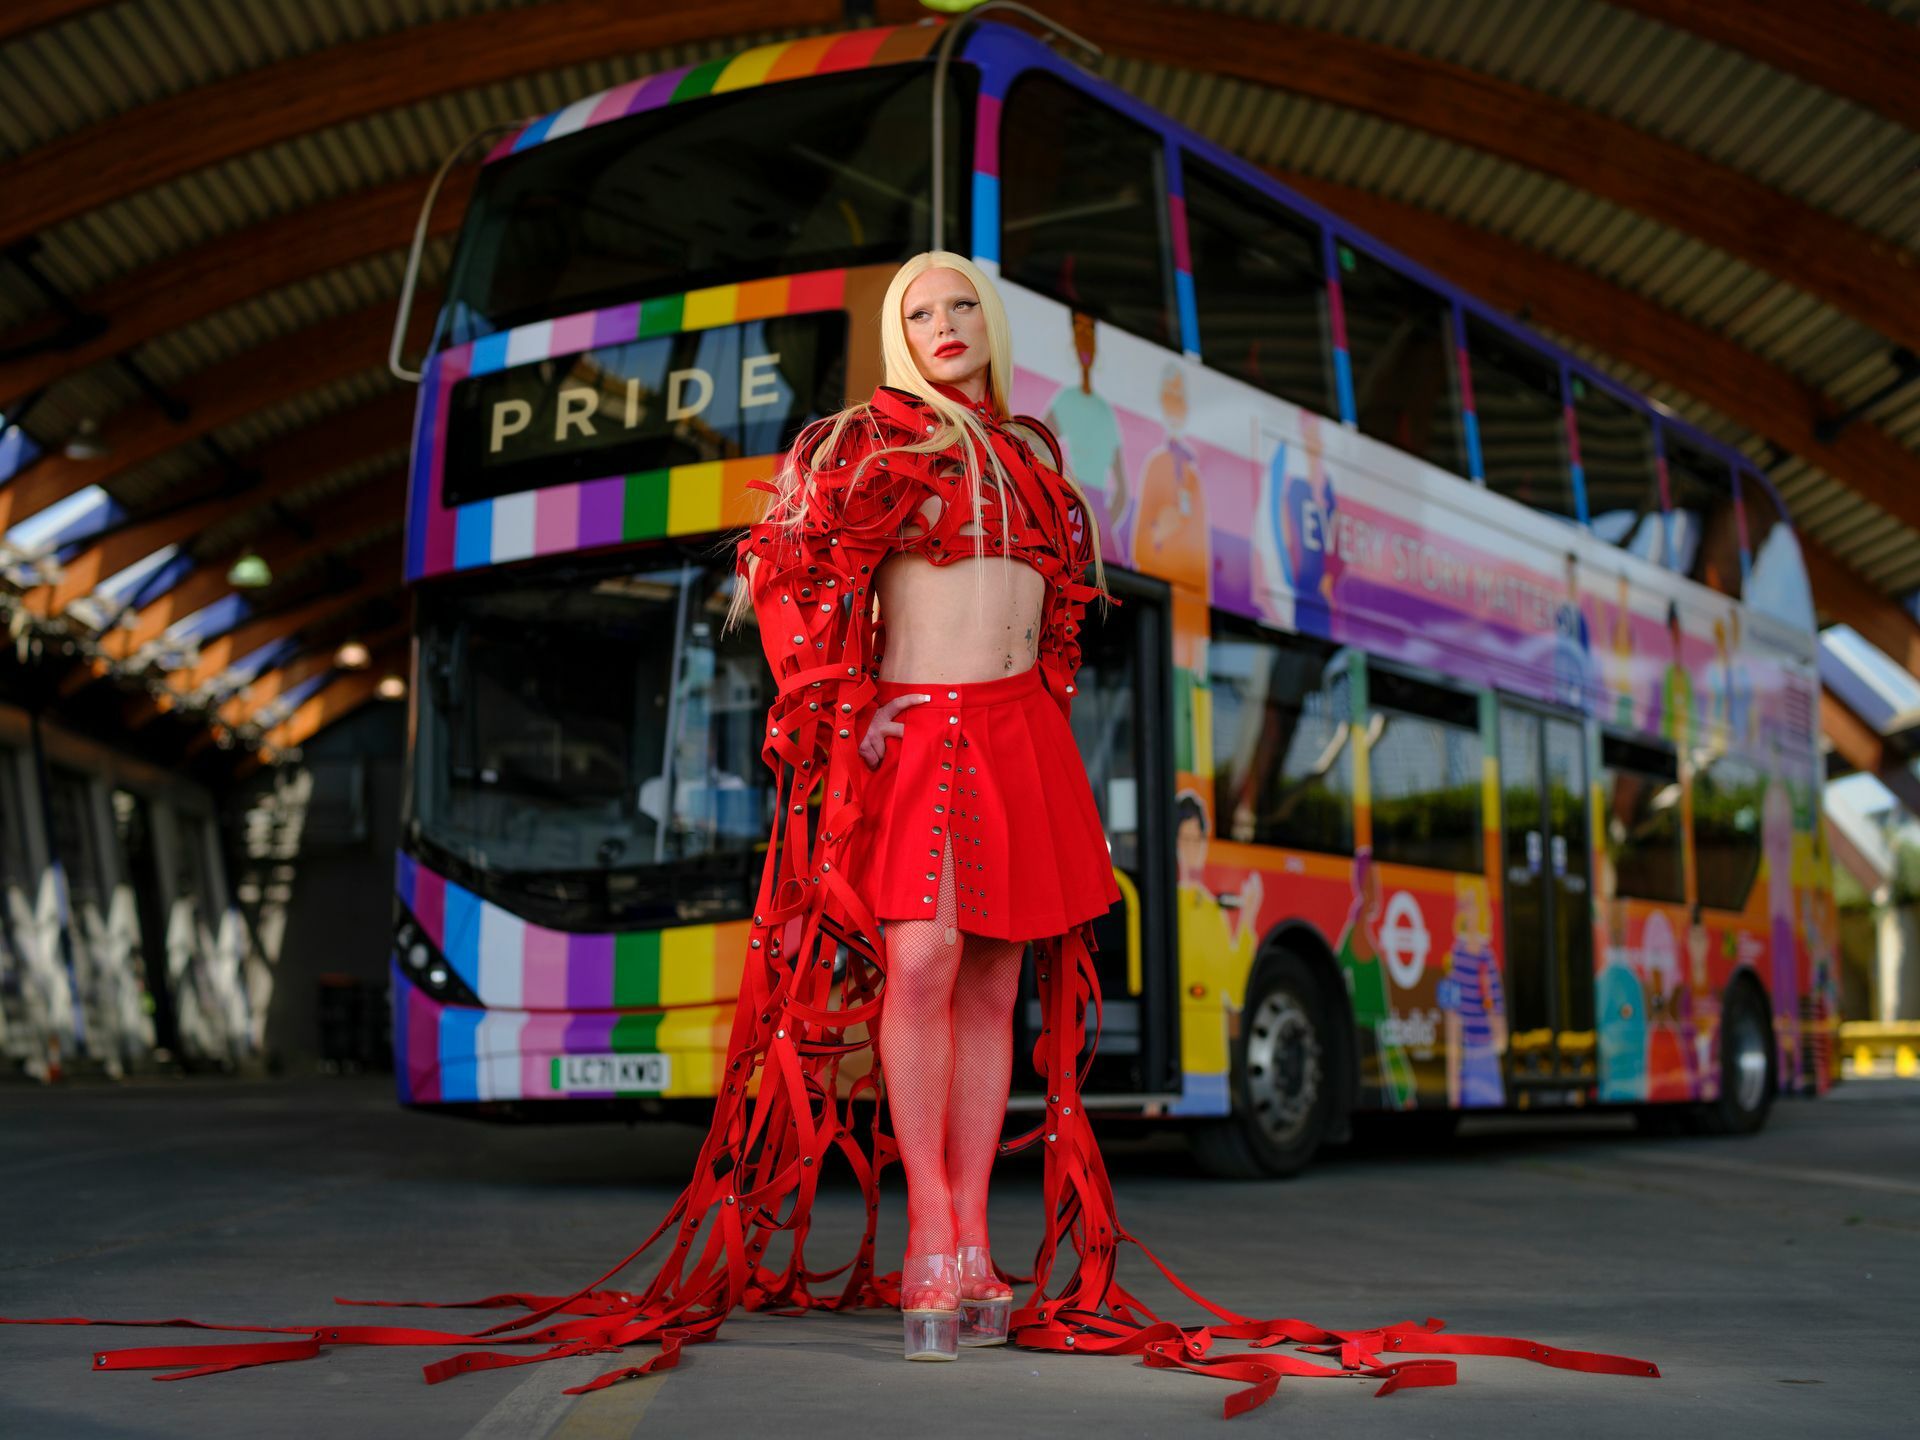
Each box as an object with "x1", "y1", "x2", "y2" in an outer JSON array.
[{"x1": 392, "y1": 905, "x2": 481, "y2": 1007}]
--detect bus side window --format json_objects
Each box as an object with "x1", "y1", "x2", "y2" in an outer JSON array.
[
  {"x1": 999, "y1": 72, "x2": 1176, "y2": 351},
  {"x1": 1661, "y1": 435, "x2": 1741, "y2": 598},
  {"x1": 1691, "y1": 751, "x2": 1764, "y2": 912},
  {"x1": 1465, "y1": 314, "x2": 1577, "y2": 525},
  {"x1": 1335, "y1": 242, "x2": 1467, "y2": 478},
  {"x1": 1207, "y1": 613, "x2": 1354, "y2": 853},
  {"x1": 1365, "y1": 668, "x2": 1482, "y2": 874},
  {"x1": 1182, "y1": 152, "x2": 1335, "y2": 417},
  {"x1": 1737, "y1": 471, "x2": 1816, "y2": 632},
  {"x1": 1599, "y1": 734, "x2": 1685, "y2": 905},
  {"x1": 1574, "y1": 375, "x2": 1662, "y2": 559}
]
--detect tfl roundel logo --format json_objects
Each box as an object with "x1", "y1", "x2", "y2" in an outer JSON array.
[{"x1": 1381, "y1": 891, "x2": 1431, "y2": 990}]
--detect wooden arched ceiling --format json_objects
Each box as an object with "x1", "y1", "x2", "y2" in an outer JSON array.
[
  {"x1": 0, "y1": 1, "x2": 837, "y2": 251},
  {"x1": 2, "y1": 0, "x2": 1917, "y2": 771},
  {"x1": 1024, "y1": 0, "x2": 1920, "y2": 361},
  {"x1": 0, "y1": 2, "x2": 111, "y2": 48},
  {"x1": 1601, "y1": 0, "x2": 1920, "y2": 130},
  {"x1": 22, "y1": 388, "x2": 414, "y2": 616},
  {"x1": 0, "y1": 172, "x2": 469, "y2": 402},
  {"x1": 0, "y1": 298, "x2": 399, "y2": 531}
]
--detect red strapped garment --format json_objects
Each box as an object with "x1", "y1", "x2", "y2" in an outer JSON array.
[{"x1": 0, "y1": 382, "x2": 1661, "y2": 1417}]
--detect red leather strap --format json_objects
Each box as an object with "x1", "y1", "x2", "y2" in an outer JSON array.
[{"x1": 0, "y1": 387, "x2": 1662, "y2": 1416}]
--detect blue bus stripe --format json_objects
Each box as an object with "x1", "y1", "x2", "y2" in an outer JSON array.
[
  {"x1": 972, "y1": 173, "x2": 998, "y2": 264},
  {"x1": 453, "y1": 499, "x2": 493, "y2": 570},
  {"x1": 438, "y1": 1006, "x2": 484, "y2": 1102},
  {"x1": 440, "y1": 883, "x2": 482, "y2": 993}
]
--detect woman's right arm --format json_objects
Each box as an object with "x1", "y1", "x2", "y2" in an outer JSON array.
[{"x1": 737, "y1": 411, "x2": 905, "y2": 781}]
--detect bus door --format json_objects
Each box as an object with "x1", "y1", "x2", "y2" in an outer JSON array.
[
  {"x1": 1014, "y1": 571, "x2": 1178, "y2": 1102},
  {"x1": 1496, "y1": 699, "x2": 1598, "y2": 1100}
]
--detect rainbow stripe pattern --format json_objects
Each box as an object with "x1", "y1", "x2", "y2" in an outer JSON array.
[
  {"x1": 392, "y1": 849, "x2": 746, "y2": 1103},
  {"x1": 404, "y1": 268, "x2": 852, "y2": 582},
  {"x1": 484, "y1": 24, "x2": 944, "y2": 165}
]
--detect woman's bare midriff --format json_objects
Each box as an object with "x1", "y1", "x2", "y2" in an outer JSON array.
[{"x1": 873, "y1": 480, "x2": 1046, "y2": 684}]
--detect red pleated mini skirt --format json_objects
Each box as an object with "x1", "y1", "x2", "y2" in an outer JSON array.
[{"x1": 843, "y1": 662, "x2": 1122, "y2": 943}]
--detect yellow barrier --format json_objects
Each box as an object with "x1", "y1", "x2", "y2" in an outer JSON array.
[{"x1": 1839, "y1": 1021, "x2": 1920, "y2": 1079}]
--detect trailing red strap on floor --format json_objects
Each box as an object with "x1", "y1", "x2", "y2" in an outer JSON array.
[{"x1": 0, "y1": 391, "x2": 1664, "y2": 1414}]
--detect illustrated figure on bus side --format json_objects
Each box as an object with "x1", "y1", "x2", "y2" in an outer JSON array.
[
  {"x1": 1657, "y1": 602, "x2": 1696, "y2": 754},
  {"x1": 1130, "y1": 362, "x2": 1211, "y2": 594},
  {"x1": 1172, "y1": 789, "x2": 1264, "y2": 1077},
  {"x1": 1438, "y1": 874, "x2": 1506, "y2": 1108},
  {"x1": 1040, "y1": 306, "x2": 1129, "y2": 552},
  {"x1": 1640, "y1": 908, "x2": 1692, "y2": 1101},
  {"x1": 1336, "y1": 846, "x2": 1418, "y2": 1109}
]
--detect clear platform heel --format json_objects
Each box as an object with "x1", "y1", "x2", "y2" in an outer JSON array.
[
  {"x1": 901, "y1": 1253, "x2": 960, "y2": 1361},
  {"x1": 956, "y1": 1244, "x2": 1011, "y2": 1346}
]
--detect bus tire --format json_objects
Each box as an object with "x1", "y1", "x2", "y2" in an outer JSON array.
[
  {"x1": 1189, "y1": 953, "x2": 1333, "y2": 1180},
  {"x1": 1690, "y1": 979, "x2": 1776, "y2": 1136}
]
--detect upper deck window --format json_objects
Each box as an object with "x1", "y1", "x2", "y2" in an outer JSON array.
[
  {"x1": 1575, "y1": 375, "x2": 1661, "y2": 560},
  {"x1": 999, "y1": 71, "x2": 1176, "y2": 350},
  {"x1": 1662, "y1": 434, "x2": 1741, "y2": 598},
  {"x1": 437, "y1": 65, "x2": 974, "y2": 349},
  {"x1": 1182, "y1": 153, "x2": 1333, "y2": 414},
  {"x1": 1466, "y1": 315, "x2": 1577, "y2": 525},
  {"x1": 1338, "y1": 243, "x2": 1467, "y2": 478}
]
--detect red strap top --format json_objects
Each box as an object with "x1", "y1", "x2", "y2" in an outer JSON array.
[
  {"x1": 862, "y1": 379, "x2": 1084, "y2": 585},
  {"x1": 739, "y1": 381, "x2": 1118, "y2": 741}
]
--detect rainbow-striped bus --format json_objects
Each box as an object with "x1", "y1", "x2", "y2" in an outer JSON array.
[{"x1": 389, "y1": 15, "x2": 1837, "y2": 1175}]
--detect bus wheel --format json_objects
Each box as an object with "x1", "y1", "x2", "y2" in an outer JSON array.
[
  {"x1": 1690, "y1": 981, "x2": 1776, "y2": 1136},
  {"x1": 1189, "y1": 954, "x2": 1332, "y2": 1179}
]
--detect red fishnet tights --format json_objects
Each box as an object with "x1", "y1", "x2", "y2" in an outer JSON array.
[{"x1": 876, "y1": 827, "x2": 1023, "y2": 1311}]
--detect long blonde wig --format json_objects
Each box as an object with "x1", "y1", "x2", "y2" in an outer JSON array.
[{"x1": 720, "y1": 251, "x2": 1110, "y2": 637}]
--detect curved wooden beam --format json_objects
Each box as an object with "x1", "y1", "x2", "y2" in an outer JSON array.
[
  {"x1": 119, "y1": 480, "x2": 403, "y2": 659},
  {"x1": 0, "y1": 171, "x2": 469, "y2": 407},
  {"x1": 0, "y1": 297, "x2": 410, "y2": 533},
  {"x1": 1803, "y1": 542, "x2": 1920, "y2": 679},
  {"x1": 1270, "y1": 169, "x2": 1920, "y2": 550},
  {"x1": 0, "y1": 0, "x2": 839, "y2": 250},
  {"x1": 997, "y1": 0, "x2": 1920, "y2": 361},
  {"x1": 222, "y1": 619, "x2": 409, "y2": 728},
  {"x1": 251, "y1": 643, "x2": 411, "y2": 768},
  {"x1": 0, "y1": 0, "x2": 109, "y2": 46},
  {"x1": 134, "y1": 536, "x2": 400, "y2": 702},
  {"x1": 1601, "y1": 1, "x2": 1920, "y2": 133},
  {"x1": 1822, "y1": 685, "x2": 1920, "y2": 817},
  {"x1": 24, "y1": 389, "x2": 414, "y2": 616}
]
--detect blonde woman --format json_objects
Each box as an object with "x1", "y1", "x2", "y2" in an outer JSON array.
[{"x1": 724, "y1": 249, "x2": 1121, "y2": 1358}]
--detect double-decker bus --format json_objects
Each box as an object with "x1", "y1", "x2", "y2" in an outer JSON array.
[{"x1": 387, "y1": 12, "x2": 1839, "y2": 1176}]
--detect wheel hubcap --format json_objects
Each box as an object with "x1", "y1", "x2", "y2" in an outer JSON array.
[
  {"x1": 1730, "y1": 1006, "x2": 1769, "y2": 1114},
  {"x1": 1245, "y1": 989, "x2": 1320, "y2": 1147}
]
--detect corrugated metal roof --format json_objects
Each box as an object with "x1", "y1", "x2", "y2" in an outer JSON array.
[{"x1": 1, "y1": 0, "x2": 1917, "y2": 763}]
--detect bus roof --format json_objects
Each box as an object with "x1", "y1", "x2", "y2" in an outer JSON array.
[
  {"x1": 476, "y1": 14, "x2": 1797, "y2": 541},
  {"x1": 485, "y1": 21, "x2": 944, "y2": 165}
]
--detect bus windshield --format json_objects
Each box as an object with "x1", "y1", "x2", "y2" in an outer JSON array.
[
  {"x1": 437, "y1": 63, "x2": 974, "y2": 349},
  {"x1": 410, "y1": 547, "x2": 776, "y2": 930}
]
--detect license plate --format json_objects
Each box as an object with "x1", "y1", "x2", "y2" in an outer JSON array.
[{"x1": 552, "y1": 1052, "x2": 671, "y2": 1093}]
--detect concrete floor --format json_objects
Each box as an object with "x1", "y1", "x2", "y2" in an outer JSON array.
[{"x1": 1, "y1": 1075, "x2": 1914, "y2": 1439}]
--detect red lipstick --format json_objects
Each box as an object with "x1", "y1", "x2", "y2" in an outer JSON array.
[{"x1": 934, "y1": 341, "x2": 966, "y2": 358}]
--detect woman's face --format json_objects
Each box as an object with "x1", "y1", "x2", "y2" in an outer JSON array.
[{"x1": 902, "y1": 266, "x2": 989, "y2": 391}]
